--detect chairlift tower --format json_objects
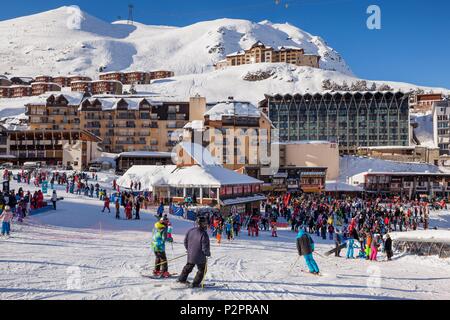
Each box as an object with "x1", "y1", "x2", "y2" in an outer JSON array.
[{"x1": 128, "y1": 4, "x2": 134, "y2": 25}]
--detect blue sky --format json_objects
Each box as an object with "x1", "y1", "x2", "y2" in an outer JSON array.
[{"x1": 1, "y1": 0, "x2": 449, "y2": 88}]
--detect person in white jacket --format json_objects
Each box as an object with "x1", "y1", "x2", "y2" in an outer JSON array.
[
  {"x1": 51, "y1": 190, "x2": 58, "y2": 210},
  {"x1": 0, "y1": 206, "x2": 13, "y2": 236}
]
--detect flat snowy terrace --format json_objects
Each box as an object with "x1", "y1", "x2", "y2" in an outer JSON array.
[{"x1": 1, "y1": 182, "x2": 449, "y2": 300}]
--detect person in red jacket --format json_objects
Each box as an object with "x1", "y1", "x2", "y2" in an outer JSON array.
[
  {"x1": 37, "y1": 190, "x2": 44, "y2": 208},
  {"x1": 251, "y1": 214, "x2": 260, "y2": 237},
  {"x1": 125, "y1": 201, "x2": 132, "y2": 220},
  {"x1": 102, "y1": 195, "x2": 111, "y2": 213}
]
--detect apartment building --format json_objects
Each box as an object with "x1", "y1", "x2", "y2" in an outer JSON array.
[
  {"x1": 68, "y1": 75, "x2": 92, "y2": 83},
  {"x1": 10, "y1": 85, "x2": 32, "y2": 98},
  {"x1": 410, "y1": 93, "x2": 444, "y2": 112},
  {"x1": 124, "y1": 71, "x2": 151, "y2": 84},
  {"x1": 6, "y1": 128, "x2": 101, "y2": 170},
  {"x1": 433, "y1": 100, "x2": 450, "y2": 156},
  {"x1": 0, "y1": 87, "x2": 11, "y2": 98},
  {"x1": 0, "y1": 76, "x2": 11, "y2": 87},
  {"x1": 91, "y1": 80, "x2": 123, "y2": 95},
  {"x1": 260, "y1": 91, "x2": 410, "y2": 154},
  {"x1": 99, "y1": 72, "x2": 125, "y2": 83},
  {"x1": 79, "y1": 96, "x2": 190, "y2": 153},
  {"x1": 183, "y1": 98, "x2": 274, "y2": 174},
  {"x1": 31, "y1": 82, "x2": 61, "y2": 96},
  {"x1": 34, "y1": 75, "x2": 53, "y2": 83},
  {"x1": 25, "y1": 92, "x2": 85, "y2": 131},
  {"x1": 100, "y1": 71, "x2": 174, "y2": 84},
  {"x1": 71, "y1": 80, "x2": 123, "y2": 95},
  {"x1": 215, "y1": 41, "x2": 320, "y2": 69},
  {"x1": 364, "y1": 172, "x2": 450, "y2": 198},
  {"x1": 149, "y1": 70, "x2": 175, "y2": 80},
  {"x1": 10, "y1": 77, "x2": 34, "y2": 85},
  {"x1": 55, "y1": 76, "x2": 93, "y2": 89}
]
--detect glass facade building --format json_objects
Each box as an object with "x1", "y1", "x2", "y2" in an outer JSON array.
[{"x1": 261, "y1": 92, "x2": 410, "y2": 154}]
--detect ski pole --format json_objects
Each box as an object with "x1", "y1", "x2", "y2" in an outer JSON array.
[
  {"x1": 152, "y1": 253, "x2": 188, "y2": 268},
  {"x1": 289, "y1": 256, "x2": 300, "y2": 273},
  {"x1": 201, "y1": 258, "x2": 208, "y2": 290}
]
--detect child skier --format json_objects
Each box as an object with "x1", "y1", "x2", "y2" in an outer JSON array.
[
  {"x1": 216, "y1": 221, "x2": 223, "y2": 244},
  {"x1": 0, "y1": 206, "x2": 13, "y2": 237},
  {"x1": 271, "y1": 219, "x2": 278, "y2": 237},
  {"x1": 125, "y1": 201, "x2": 132, "y2": 220},
  {"x1": 102, "y1": 195, "x2": 111, "y2": 213},
  {"x1": 115, "y1": 199, "x2": 120, "y2": 219},
  {"x1": 296, "y1": 229, "x2": 320, "y2": 275},
  {"x1": 225, "y1": 217, "x2": 233, "y2": 241},
  {"x1": 152, "y1": 220, "x2": 170, "y2": 278}
]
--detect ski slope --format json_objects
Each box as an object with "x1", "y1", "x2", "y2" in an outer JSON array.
[{"x1": 1, "y1": 180, "x2": 449, "y2": 300}]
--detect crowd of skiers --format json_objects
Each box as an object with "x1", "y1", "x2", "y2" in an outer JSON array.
[
  {"x1": 263, "y1": 193, "x2": 438, "y2": 268},
  {"x1": 0, "y1": 170, "x2": 60, "y2": 237}
]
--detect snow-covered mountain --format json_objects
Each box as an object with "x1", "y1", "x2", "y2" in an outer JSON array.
[{"x1": 0, "y1": 6, "x2": 352, "y2": 77}]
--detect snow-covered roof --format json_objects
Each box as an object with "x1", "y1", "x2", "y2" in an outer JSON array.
[
  {"x1": 365, "y1": 172, "x2": 450, "y2": 176},
  {"x1": 91, "y1": 80, "x2": 123, "y2": 85},
  {"x1": 25, "y1": 92, "x2": 85, "y2": 106},
  {"x1": 205, "y1": 100, "x2": 260, "y2": 121},
  {"x1": 117, "y1": 164, "x2": 263, "y2": 190},
  {"x1": 184, "y1": 120, "x2": 205, "y2": 131},
  {"x1": 99, "y1": 71, "x2": 124, "y2": 76},
  {"x1": 83, "y1": 97, "x2": 153, "y2": 111},
  {"x1": 277, "y1": 46, "x2": 302, "y2": 51},
  {"x1": 118, "y1": 151, "x2": 173, "y2": 158},
  {"x1": 226, "y1": 50, "x2": 245, "y2": 57},
  {"x1": 325, "y1": 181, "x2": 363, "y2": 192},
  {"x1": 31, "y1": 82, "x2": 61, "y2": 87},
  {"x1": 266, "y1": 91, "x2": 409, "y2": 98},
  {"x1": 178, "y1": 142, "x2": 220, "y2": 166}
]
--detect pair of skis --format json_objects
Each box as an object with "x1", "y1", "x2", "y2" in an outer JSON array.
[{"x1": 141, "y1": 272, "x2": 220, "y2": 289}]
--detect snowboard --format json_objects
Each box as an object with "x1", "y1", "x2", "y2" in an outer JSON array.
[{"x1": 324, "y1": 243, "x2": 347, "y2": 256}]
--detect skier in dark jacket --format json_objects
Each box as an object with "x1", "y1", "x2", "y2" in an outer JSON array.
[
  {"x1": 384, "y1": 234, "x2": 393, "y2": 261},
  {"x1": 296, "y1": 229, "x2": 320, "y2": 274},
  {"x1": 178, "y1": 216, "x2": 211, "y2": 288},
  {"x1": 334, "y1": 229, "x2": 343, "y2": 257}
]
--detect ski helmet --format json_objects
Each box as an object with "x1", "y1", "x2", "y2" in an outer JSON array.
[{"x1": 196, "y1": 216, "x2": 208, "y2": 228}]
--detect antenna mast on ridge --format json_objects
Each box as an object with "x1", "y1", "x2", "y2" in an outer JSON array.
[{"x1": 128, "y1": 4, "x2": 134, "y2": 25}]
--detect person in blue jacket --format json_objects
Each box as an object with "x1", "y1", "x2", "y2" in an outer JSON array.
[
  {"x1": 296, "y1": 229, "x2": 320, "y2": 274},
  {"x1": 346, "y1": 237, "x2": 360, "y2": 259},
  {"x1": 157, "y1": 202, "x2": 164, "y2": 218},
  {"x1": 152, "y1": 220, "x2": 170, "y2": 278}
]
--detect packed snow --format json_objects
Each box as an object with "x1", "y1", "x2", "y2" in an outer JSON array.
[{"x1": 1, "y1": 178, "x2": 449, "y2": 300}]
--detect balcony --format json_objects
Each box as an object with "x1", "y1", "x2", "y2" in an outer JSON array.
[
  {"x1": 116, "y1": 140, "x2": 135, "y2": 145},
  {"x1": 116, "y1": 115, "x2": 136, "y2": 120},
  {"x1": 85, "y1": 124, "x2": 101, "y2": 129}
]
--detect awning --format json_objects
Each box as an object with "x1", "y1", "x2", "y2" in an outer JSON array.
[{"x1": 221, "y1": 195, "x2": 266, "y2": 206}]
